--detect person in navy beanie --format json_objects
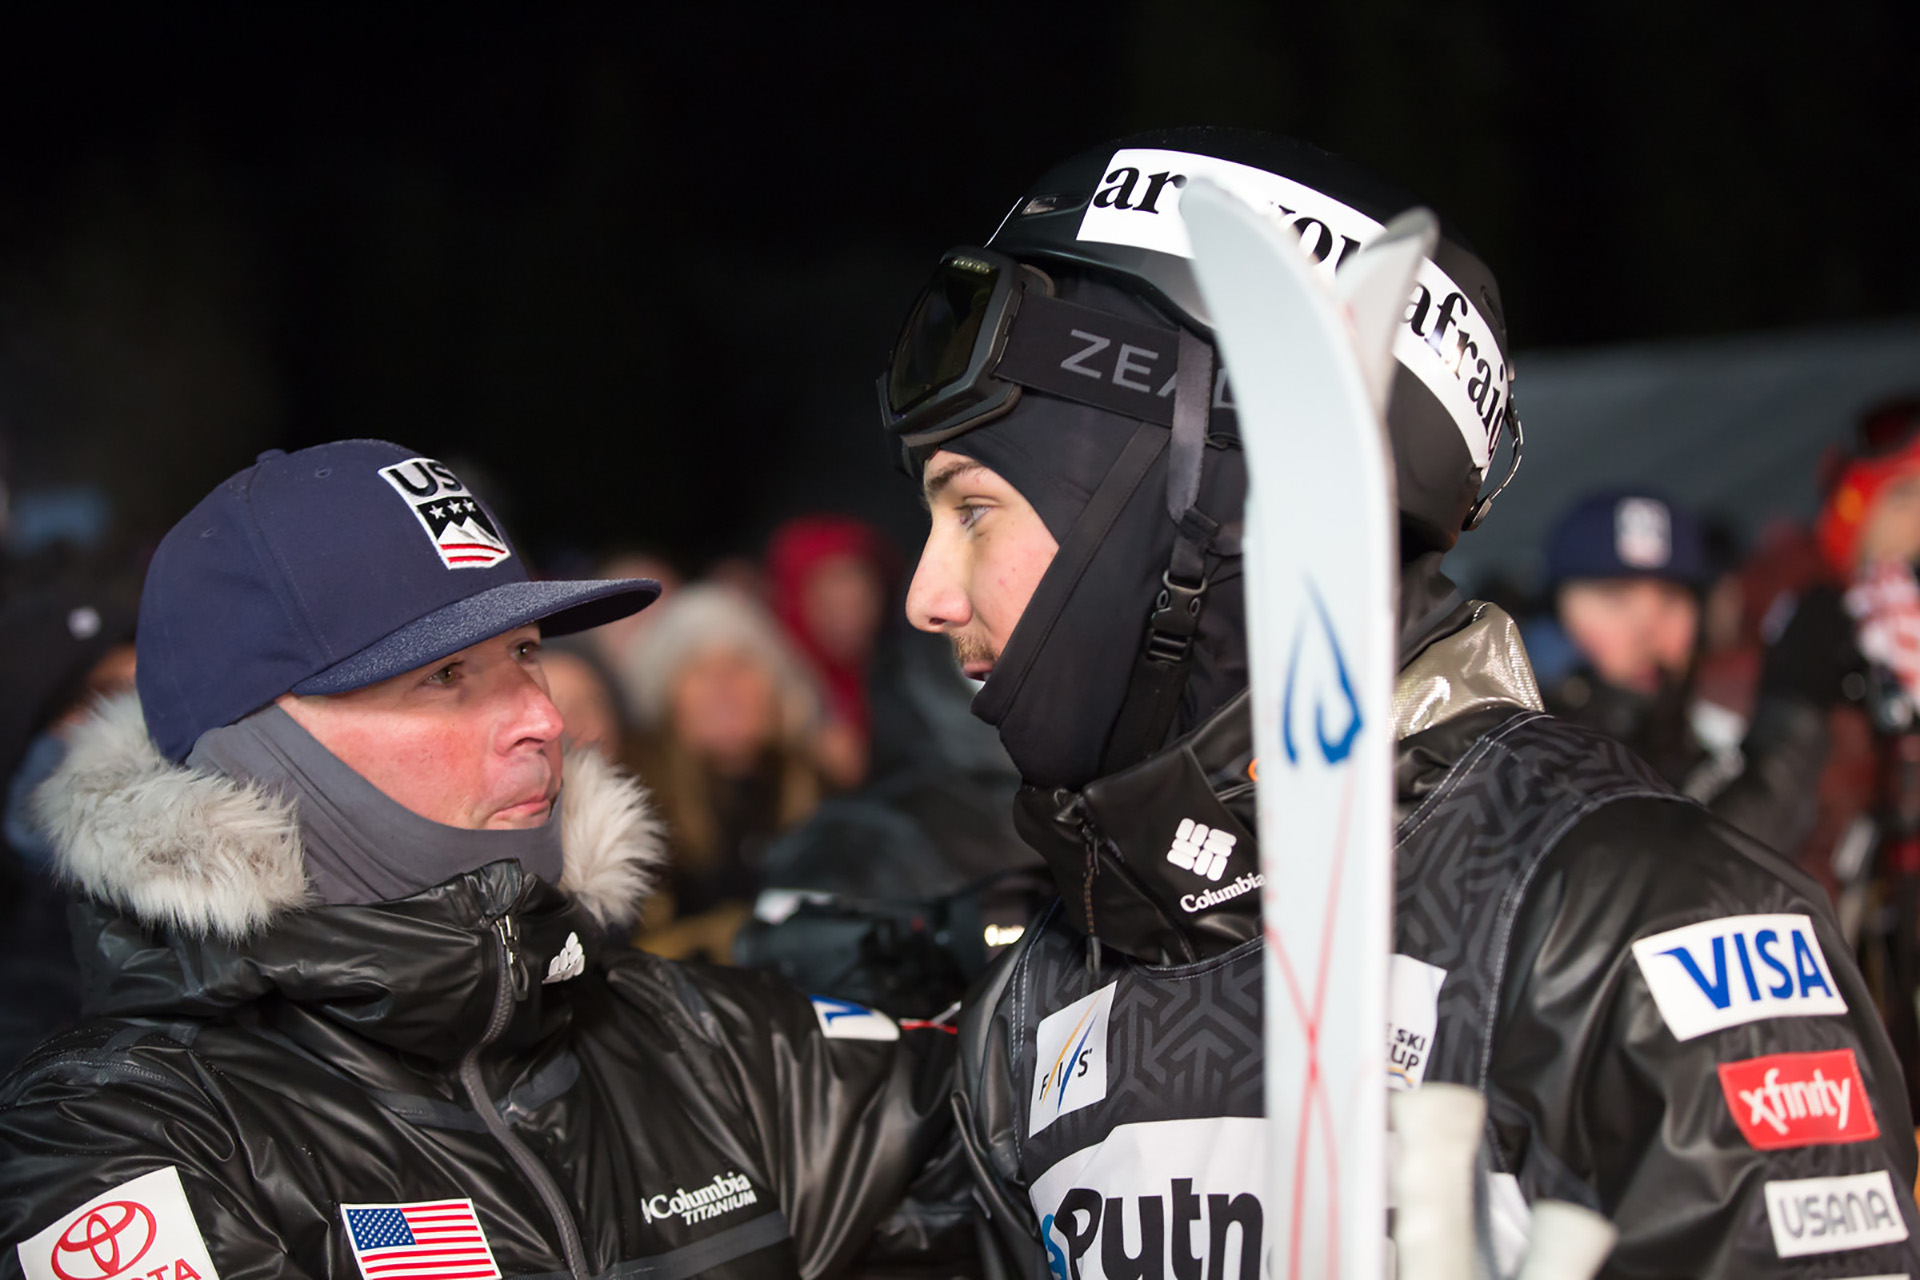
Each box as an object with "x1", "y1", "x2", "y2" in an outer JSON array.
[{"x1": 0, "y1": 441, "x2": 967, "y2": 1280}]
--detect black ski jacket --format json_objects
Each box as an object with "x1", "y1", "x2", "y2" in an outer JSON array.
[
  {"x1": 956, "y1": 600, "x2": 1920, "y2": 1279},
  {"x1": 0, "y1": 696, "x2": 965, "y2": 1280}
]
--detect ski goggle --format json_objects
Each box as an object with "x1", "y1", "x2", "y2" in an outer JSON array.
[{"x1": 877, "y1": 247, "x2": 1214, "y2": 473}]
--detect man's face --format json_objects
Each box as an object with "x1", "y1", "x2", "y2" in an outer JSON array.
[
  {"x1": 1558, "y1": 578, "x2": 1699, "y2": 695},
  {"x1": 905, "y1": 450, "x2": 1059, "y2": 678},
  {"x1": 277, "y1": 624, "x2": 564, "y2": 830}
]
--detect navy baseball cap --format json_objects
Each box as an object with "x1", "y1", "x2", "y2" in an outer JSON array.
[
  {"x1": 1545, "y1": 491, "x2": 1707, "y2": 590},
  {"x1": 137, "y1": 440, "x2": 660, "y2": 761}
]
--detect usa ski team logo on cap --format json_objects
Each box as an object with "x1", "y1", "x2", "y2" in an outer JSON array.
[
  {"x1": 341, "y1": 1199, "x2": 501, "y2": 1280},
  {"x1": 378, "y1": 457, "x2": 512, "y2": 571}
]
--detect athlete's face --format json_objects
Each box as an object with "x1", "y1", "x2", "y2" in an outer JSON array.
[
  {"x1": 277, "y1": 624, "x2": 564, "y2": 830},
  {"x1": 906, "y1": 451, "x2": 1059, "y2": 679}
]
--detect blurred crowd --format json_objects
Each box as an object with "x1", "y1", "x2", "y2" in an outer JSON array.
[{"x1": 9, "y1": 396, "x2": 1920, "y2": 1107}]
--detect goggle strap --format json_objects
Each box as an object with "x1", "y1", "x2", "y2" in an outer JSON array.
[{"x1": 993, "y1": 293, "x2": 1186, "y2": 429}]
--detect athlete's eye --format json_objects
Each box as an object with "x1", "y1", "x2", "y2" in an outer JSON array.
[
  {"x1": 957, "y1": 503, "x2": 987, "y2": 530},
  {"x1": 515, "y1": 638, "x2": 542, "y2": 661},
  {"x1": 425, "y1": 662, "x2": 460, "y2": 687}
]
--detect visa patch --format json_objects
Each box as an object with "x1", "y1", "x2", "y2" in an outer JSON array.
[
  {"x1": 1630, "y1": 913, "x2": 1846, "y2": 1041},
  {"x1": 1764, "y1": 1171, "x2": 1909, "y2": 1258},
  {"x1": 810, "y1": 996, "x2": 899, "y2": 1042},
  {"x1": 1031, "y1": 982, "x2": 1118, "y2": 1137},
  {"x1": 1718, "y1": 1049, "x2": 1878, "y2": 1150},
  {"x1": 18, "y1": 1166, "x2": 220, "y2": 1280}
]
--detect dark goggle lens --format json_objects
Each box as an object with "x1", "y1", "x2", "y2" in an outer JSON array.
[{"x1": 887, "y1": 260, "x2": 999, "y2": 418}]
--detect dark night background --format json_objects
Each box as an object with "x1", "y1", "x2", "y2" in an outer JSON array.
[{"x1": 0, "y1": 4, "x2": 1914, "y2": 569}]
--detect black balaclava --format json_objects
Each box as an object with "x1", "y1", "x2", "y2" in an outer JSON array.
[{"x1": 950, "y1": 275, "x2": 1247, "y2": 791}]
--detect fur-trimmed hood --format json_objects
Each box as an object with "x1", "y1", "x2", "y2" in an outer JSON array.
[{"x1": 34, "y1": 692, "x2": 665, "y2": 942}]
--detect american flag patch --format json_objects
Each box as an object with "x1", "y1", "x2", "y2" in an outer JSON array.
[{"x1": 341, "y1": 1199, "x2": 502, "y2": 1280}]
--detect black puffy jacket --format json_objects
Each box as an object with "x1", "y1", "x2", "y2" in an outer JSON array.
[
  {"x1": 0, "y1": 696, "x2": 966, "y2": 1280},
  {"x1": 957, "y1": 599, "x2": 1920, "y2": 1279}
]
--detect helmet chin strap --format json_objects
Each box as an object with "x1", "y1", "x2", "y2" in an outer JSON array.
[{"x1": 1099, "y1": 329, "x2": 1241, "y2": 774}]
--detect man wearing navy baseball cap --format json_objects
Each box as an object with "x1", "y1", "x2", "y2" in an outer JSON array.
[
  {"x1": 0, "y1": 441, "x2": 967, "y2": 1280},
  {"x1": 1525, "y1": 490, "x2": 1824, "y2": 847}
]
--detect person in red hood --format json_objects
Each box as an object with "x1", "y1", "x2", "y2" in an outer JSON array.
[{"x1": 766, "y1": 515, "x2": 898, "y2": 788}]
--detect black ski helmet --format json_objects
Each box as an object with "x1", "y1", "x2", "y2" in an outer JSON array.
[{"x1": 908, "y1": 126, "x2": 1520, "y2": 552}]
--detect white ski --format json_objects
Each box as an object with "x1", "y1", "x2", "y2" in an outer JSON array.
[{"x1": 1181, "y1": 179, "x2": 1432, "y2": 1280}]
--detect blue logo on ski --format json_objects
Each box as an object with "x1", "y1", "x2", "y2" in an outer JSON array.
[{"x1": 1281, "y1": 579, "x2": 1362, "y2": 767}]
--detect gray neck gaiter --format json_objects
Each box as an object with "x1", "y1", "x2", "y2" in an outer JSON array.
[{"x1": 187, "y1": 705, "x2": 565, "y2": 908}]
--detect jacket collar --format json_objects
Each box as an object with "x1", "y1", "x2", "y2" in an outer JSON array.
[
  {"x1": 35, "y1": 692, "x2": 663, "y2": 941},
  {"x1": 1019, "y1": 591, "x2": 1543, "y2": 966}
]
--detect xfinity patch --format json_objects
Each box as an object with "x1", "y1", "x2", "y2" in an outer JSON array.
[
  {"x1": 1630, "y1": 913, "x2": 1846, "y2": 1041},
  {"x1": 1718, "y1": 1049, "x2": 1878, "y2": 1150},
  {"x1": 1029, "y1": 1116, "x2": 1267, "y2": 1280},
  {"x1": 378, "y1": 457, "x2": 512, "y2": 570},
  {"x1": 18, "y1": 1166, "x2": 221, "y2": 1280},
  {"x1": 1763, "y1": 1171, "x2": 1908, "y2": 1257},
  {"x1": 810, "y1": 996, "x2": 899, "y2": 1042},
  {"x1": 1074, "y1": 147, "x2": 1509, "y2": 469},
  {"x1": 1030, "y1": 981, "x2": 1118, "y2": 1137},
  {"x1": 1387, "y1": 954, "x2": 1446, "y2": 1091}
]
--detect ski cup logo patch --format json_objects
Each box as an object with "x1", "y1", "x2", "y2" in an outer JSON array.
[
  {"x1": 1630, "y1": 913, "x2": 1846, "y2": 1041},
  {"x1": 1387, "y1": 954, "x2": 1446, "y2": 1091},
  {"x1": 1030, "y1": 982, "x2": 1118, "y2": 1137},
  {"x1": 1075, "y1": 147, "x2": 1510, "y2": 470},
  {"x1": 1614, "y1": 498, "x2": 1673, "y2": 569},
  {"x1": 1763, "y1": 1171, "x2": 1909, "y2": 1258},
  {"x1": 378, "y1": 457, "x2": 511, "y2": 570},
  {"x1": 18, "y1": 1167, "x2": 220, "y2": 1280},
  {"x1": 1166, "y1": 818, "x2": 1235, "y2": 880},
  {"x1": 1718, "y1": 1049, "x2": 1878, "y2": 1150}
]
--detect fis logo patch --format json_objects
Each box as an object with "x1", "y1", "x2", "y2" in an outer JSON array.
[
  {"x1": 1031, "y1": 982, "x2": 1118, "y2": 1137},
  {"x1": 1718, "y1": 1049, "x2": 1878, "y2": 1150},
  {"x1": 1165, "y1": 818, "x2": 1235, "y2": 881},
  {"x1": 1763, "y1": 1171, "x2": 1909, "y2": 1258},
  {"x1": 810, "y1": 996, "x2": 899, "y2": 1042},
  {"x1": 1630, "y1": 913, "x2": 1846, "y2": 1041},
  {"x1": 18, "y1": 1166, "x2": 220, "y2": 1280},
  {"x1": 378, "y1": 457, "x2": 511, "y2": 570}
]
